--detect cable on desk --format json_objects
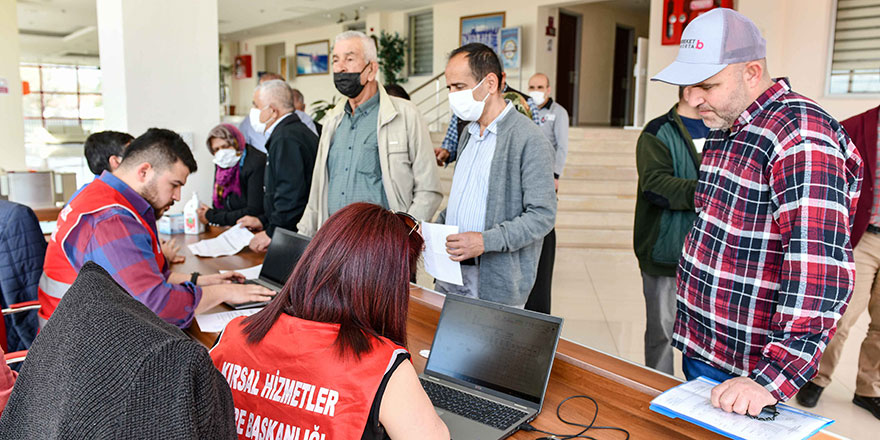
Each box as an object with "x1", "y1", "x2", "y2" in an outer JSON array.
[{"x1": 519, "y1": 395, "x2": 630, "y2": 439}]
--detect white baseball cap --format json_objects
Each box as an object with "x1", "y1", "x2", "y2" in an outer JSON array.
[{"x1": 652, "y1": 8, "x2": 766, "y2": 86}]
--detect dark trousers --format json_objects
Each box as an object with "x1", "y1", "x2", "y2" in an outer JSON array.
[{"x1": 525, "y1": 228, "x2": 555, "y2": 314}]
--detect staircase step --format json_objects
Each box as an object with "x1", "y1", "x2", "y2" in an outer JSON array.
[
  {"x1": 558, "y1": 194, "x2": 635, "y2": 212},
  {"x1": 564, "y1": 166, "x2": 637, "y2": 181},
  {"x1": 566, "y1": 151, "x2": 634, "y2": 167},
  {"x1": 556, "y1": 228, "x2": 632, "y2": 250},
  {"x1": 556, "y1": 211, "x2": 632, "y2": 230}
]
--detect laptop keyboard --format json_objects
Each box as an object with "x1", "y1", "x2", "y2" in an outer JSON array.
[{"x1": 420, "y1": 378, "x2": 528, "y2": 430}]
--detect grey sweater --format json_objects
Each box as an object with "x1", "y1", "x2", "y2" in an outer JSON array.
[
  {"x1": 439, "y1": 108, "x2": 557, "y2": 306},
  {"x1": 0, "y1": 262, "x2": 236, "y2": 439}
]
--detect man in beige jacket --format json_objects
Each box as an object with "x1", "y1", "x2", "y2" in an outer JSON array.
[{"x1": 297, "y1": 31, "x2": 441, "y2": 235}]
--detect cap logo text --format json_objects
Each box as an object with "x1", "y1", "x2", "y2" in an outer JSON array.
[{"x1": 681, "y1": 39, "x2": 704, "y2": 50}]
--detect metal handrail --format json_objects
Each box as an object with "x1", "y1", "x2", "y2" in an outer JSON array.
[{"x1": 408, "y1": 72, "x2": 444, "y2": 95}]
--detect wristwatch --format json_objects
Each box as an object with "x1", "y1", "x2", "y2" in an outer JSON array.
[{"x1": 190, "y1": 272, "x2": 200, "y2": 285}]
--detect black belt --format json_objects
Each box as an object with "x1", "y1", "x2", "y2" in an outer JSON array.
[
  {"x1": 868, "y1": 225, "x2": 880, "y2": 235},
  {"x1": 460, "y1": 257, "x2": 479, "y2": 266}
]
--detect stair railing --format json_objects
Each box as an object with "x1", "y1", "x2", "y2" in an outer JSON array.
[{"x1": 408, "y1": 72, "x2": 449, "y2": 133}]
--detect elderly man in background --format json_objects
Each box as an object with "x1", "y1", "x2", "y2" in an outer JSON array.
[
  {"x1": 291, "y1": 87, "x2": 319, "y2": 136},
  {"x1": 237, "y1": 80, "x2": 319, "y2": 252},
  {"x1": 239, "y1": 72, "x2": 284, "y2": 153},
  {"x1": 297, "y1": 31, "x2": 441, "y2": 236},
  {"x1": 523, "y1": 72, "x2": 570, "y2": 314}
]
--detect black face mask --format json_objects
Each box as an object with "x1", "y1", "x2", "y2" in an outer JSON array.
[{"x1": 333, "y1": 64, "x2": 369, "y2": 98}]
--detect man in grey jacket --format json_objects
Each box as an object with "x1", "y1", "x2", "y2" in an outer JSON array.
[
  {"x1": 297, "y1": 31, "x2": 441, "y2": 236},
  {"x1": 436, "y1": 43, "x2": 557, "y2": 308}
]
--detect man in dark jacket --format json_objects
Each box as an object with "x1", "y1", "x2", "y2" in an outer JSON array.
[
  {"x1": 237, "y1": 80, "x2": 319, "y2": 252},
  {"x1": 0, "y1": 201, "x2": 46, "y2": 353},
  {"x1": 797, "y1": 105, "x2": 880, "y2": 419},
  {"x1": 633, "y1": 87, "x2": 706, "y2": 375}
]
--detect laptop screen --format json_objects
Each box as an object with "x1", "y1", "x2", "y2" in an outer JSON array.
[
  {"x1": 425, "y1": 295, "x2": 563, "y2": 405},
  {"x1": 258, "y1": 228, "x2": 311, "y2": 286}
]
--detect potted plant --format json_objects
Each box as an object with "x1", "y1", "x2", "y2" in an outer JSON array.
[{"x1": 377, "y1": 31, "x2": 407, "y2": 85}]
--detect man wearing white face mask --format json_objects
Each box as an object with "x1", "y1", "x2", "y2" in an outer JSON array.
[
  {"x1": 239, "y1": 72, "x2": 285, "y2": 153},
  {"x1": 524, "y1": 72, "x2": 570, "y2": 315},
  {"x1": 297, "y1": 31, "x2": 441, "y2": 236},
  {"x1": 435, "y1": 43, "x2": 557, "y2": 308},
  {"x1": 237, "y1": 80, "x2": 319, "y2": 253}
]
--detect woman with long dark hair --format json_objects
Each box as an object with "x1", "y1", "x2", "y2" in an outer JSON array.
[
  {"x1": 210, "y1": 203, "x2": 448, "y2": 439},
  {"x1": 197, "y1": 124, "x2": 266, "y2": 226}
]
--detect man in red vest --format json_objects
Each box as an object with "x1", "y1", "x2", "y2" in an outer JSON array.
[{"x1": 39, "y1": 128, "x2": 274, "y2": 329}]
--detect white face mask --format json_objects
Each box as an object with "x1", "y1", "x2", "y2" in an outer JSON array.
[
  {"x1": 528, "y1": 91, "x2": 546, "y2": 106},
  {"x1": 249, "y1": 107, "x2": 268, "y2": 134},
  {"x1": 213, "y1": 148, "x2": 240, "y2": 169},
  {"x1": 448, "y1": 77, "x2": 490, "y2": 122}
]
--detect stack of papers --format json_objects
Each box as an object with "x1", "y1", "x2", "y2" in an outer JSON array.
[
  {"x1": 650, "y1": 377, "x2": 833, "y2": 440},
  {"x1": 187, "y1": 225, "x2": 254, "y2": 258},
  {"x1": 421, "y1": 222, "x2": 463, "y2": 286},
  {"x1": 195, "y1": 307, "x2": 263, "y2": 333}
]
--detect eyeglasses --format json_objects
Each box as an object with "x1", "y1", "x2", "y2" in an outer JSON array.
[{"x1": 394, "y1": 211, "x2": 419, "y2": 236}]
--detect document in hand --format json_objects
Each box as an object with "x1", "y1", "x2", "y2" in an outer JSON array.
[
  {"x1": 421, "y1": 222, "x2": 463, "y2": 286},
  {"x1": 650, "y1": 376, "x2": 833, "y2": 440},
  {"x1": 219, "y1": 264, "x2": 263, "y2": 280},
  {"x1": 195, "y1": 307, "x2": 263, "y2": 333},
  {"x1": 187, "y1": 225, "x2": 254, "y2": 258}
]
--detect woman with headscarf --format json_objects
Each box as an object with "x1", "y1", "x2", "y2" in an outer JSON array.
[{"x1": 197, "y1": 124, "x2": 267, "y2": 226}]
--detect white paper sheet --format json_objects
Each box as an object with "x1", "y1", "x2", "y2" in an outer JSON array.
[
  {"x1": 219, "y1": 264, "x2": 263, "y2": 280},
  {"x1": 421, "y1": 222, "x2": 463, "y2": 286},
  {"x1": 650, "y1": 377, "x2": 833, "y2": 440},
  {"x1": 187, "y1": 224, "x2": 254, "y2": 258},
  {"x1": 195, "y1": 308, "x2": 263, "y2": 333}
]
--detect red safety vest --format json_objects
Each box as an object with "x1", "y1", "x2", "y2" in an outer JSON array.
[
  {"x1": 38, "y1": 179, "x2": 165, "y2": 321},
  {"x1": 211, "y1": 315, "x2": 408, "y2": 440}
]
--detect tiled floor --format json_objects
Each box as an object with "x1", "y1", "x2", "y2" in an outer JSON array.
[{"x1": 549, "y1": 247, "x2": 878, "y2": 439}]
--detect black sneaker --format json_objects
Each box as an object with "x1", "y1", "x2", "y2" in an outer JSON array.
[
  {"x1": 795, "y1": 381, "x2": 825, "y2": 408},
  {"x1": 853, "y1": 394, "x2": 880, "y2": 420}
]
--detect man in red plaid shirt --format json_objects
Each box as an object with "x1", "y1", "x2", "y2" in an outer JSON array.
[{"x1": 652, "y1": 9, "x2": 863, "y2": 417}]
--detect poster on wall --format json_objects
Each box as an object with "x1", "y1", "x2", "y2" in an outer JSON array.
[
  {"x1": 295, "y1": 40, "x2": 330, "y2": 76},
  {"x1": 234, "y1": 55, "x2": 252, "y2": 79},
  {"x1": 662, "y1": 0, "x2": 734, "y2": 45},
  {"x1": 499, "y1": 27, "x2": 521, "y2": 69},
  {"x1": 460, "y1": 12, "x2": 506, "y2": 54}
]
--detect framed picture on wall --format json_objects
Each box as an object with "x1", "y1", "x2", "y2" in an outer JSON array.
[
  {"x1": 295, "y1": 40, "x2": 330, "y2": 76},
  {"x1": 460, "y1": 12, "x2": 506, "y2": 54}
]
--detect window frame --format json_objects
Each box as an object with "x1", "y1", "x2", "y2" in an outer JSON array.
[
  {"x1": 20, "y1": 63, "x2": 103, "y2": 128},
  {"x1": 408, "y1": 10, "x2": 434, "y2": 77},
  {"x1": 825, "y1": 0, "x2": 880, "y2": 97}
]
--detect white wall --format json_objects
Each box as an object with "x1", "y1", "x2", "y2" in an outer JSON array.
[
  {"x1": 228, "y1": 0, "x2": 585, "y2": 120},
  {"x1": 563, "y1": 1, "x2": 649, "y2": 125},
  {"x1": 0, "y1": 0, "x2": 27, "y2": 171},
  {"x1": 97, "y1": 0, "x2": 220, "y2": 210},
  {"x1": 645, "y1": 0, "x2": 880, "y2": 124}
]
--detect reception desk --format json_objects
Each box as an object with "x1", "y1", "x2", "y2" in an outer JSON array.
[{"x1": 168, "y1": 228, "x2": 840, "y2": 440}]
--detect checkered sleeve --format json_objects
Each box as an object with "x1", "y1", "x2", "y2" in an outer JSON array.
[
  {"x1": 754, "y1": 137, "x2": 861, "y2": 401},
  {"x1": 440, "y1": 114, "x2": 460, "y2": 163},
  {"x1": 65, "y1": 209, "x2": 202, "y2": 328},
  {"x1": 527, "y1": 98, "x2": 541, "y2": 124}
]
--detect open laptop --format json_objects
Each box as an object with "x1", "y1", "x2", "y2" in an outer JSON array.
[
  {"x1": 227, "y1": 227, "x2": 311, "y2": 310},
  {"x1": 419, "y1": 295, "x2": 563, "y2": 439}
]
